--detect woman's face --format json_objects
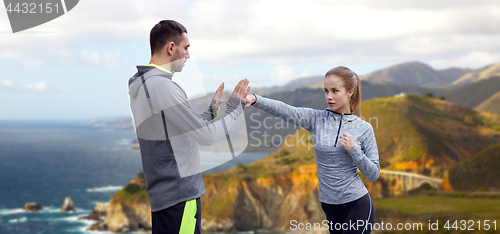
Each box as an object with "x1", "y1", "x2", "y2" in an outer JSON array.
[{"x1": 324, "y1": 75, "x2": 353, "y2": 113}]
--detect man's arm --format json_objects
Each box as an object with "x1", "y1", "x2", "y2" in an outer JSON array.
[
  {"x1": 199, "y1": 100, "x2": 219, "y2": 121},
  {"x1": 151, "y1": 78, "x2": 249, "y2": 146},
  {"x1": 199, "y1": 82, "x2": 224, "y2": 121}
]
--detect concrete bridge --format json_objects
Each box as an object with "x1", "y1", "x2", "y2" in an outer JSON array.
[{"x1": 379, "y1": 169, "x2": 444, "y2": 191}]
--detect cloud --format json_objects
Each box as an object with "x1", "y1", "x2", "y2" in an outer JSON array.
[
  {"x1": 26, "y1": 81, "x2": 48, "y2": 92},
  {"x1": 429, "y1": 51, "x2": 500, "y2": 69},
  {"x1": 0, "y1": 0, "x2": 499, "y2": 69},
  {"x1": 269, "y1": 65, "x2": 313, "y2": 81},
  {"x1": 186, "y1": 0, "x2": 500, "y2": 66},
  {"x1": 0, "y1": 79, "x2": 15, "y2": 87},
  {"x1": 79, "y1": 49, "x2": 122, "y2": 68}
]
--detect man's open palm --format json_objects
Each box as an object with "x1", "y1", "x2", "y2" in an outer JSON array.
[{"x1": 231, "y1": 79, "x2": 250, "y2": 103}]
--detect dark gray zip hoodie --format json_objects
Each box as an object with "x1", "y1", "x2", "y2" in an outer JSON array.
[
  {"x1": 128, "y1": 65, "x2": 245, "y2": 211},
  {"x1": 252, "y1": 94, "x2": 380, "y2": 204}
]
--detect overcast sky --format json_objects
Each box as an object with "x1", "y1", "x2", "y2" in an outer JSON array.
[{"x1": 1, "y1": 0, "x2": 500, "y2": 120}]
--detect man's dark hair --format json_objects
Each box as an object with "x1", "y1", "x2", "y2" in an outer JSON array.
[{"x1": 150, "y1": 20, "x2": 187, "y2": 55}]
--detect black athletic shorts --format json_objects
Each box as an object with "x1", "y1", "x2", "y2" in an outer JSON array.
[
  {"x1": 151, "y1": 197, "x2": 201, "y2": 234},
  {"x1": 321, "y1": 192, "x2": 376, "y2": 234}
]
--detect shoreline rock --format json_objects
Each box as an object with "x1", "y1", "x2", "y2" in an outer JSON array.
[
  {"x1": 61, "y1": 197, "x2": 76, "y2": 212},
  {"x1": 23, "y1": 202, "x2": 42, "y2": 212},
  {"x1": 86, "y1": 173, "x2": 151, "y2": 233},
  {"x1": 81, "y1": 203, "x2": 109, "y2": 221}
]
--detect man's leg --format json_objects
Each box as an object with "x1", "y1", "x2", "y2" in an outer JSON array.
[
  {"x1": 151, "y1": 197, "x2": 201, "y2": 234},
  {"x1": 193, "y1": 197, "x2": 201, "y2": 234}
]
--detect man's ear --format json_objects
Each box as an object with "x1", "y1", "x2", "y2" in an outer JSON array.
[{"x1": 165, "y1": 41, "x2": 176, "y2": 56}]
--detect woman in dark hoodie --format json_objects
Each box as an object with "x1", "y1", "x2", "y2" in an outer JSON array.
[{"x1": 245, "y1": 66, "x2": 379, "y2": 234}]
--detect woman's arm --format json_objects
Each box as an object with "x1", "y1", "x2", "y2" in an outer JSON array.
[
  {"x1": 247, "y1": 94, "x2": 317, "y2": 131},
  {"x1": 346, "y1": 124, "x2": 380, "y2": 182}
]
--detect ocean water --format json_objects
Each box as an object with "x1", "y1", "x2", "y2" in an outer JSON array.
[{"x1": 0, "y1": 120, "x2": 271, "y2": 234}]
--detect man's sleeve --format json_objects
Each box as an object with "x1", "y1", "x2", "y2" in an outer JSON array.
[
  {"x1": 150, "y1": 77, "x2": 245, "y2": 146},
  {"x1": 199, "y1": 100, "x2": 219, "y2": 121}
]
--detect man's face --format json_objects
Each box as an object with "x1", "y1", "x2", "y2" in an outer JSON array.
[{"x1": 171, "y1": 32, "x2": 190, "y2": 72}]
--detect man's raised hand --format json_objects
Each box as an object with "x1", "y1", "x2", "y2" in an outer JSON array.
[
  {"x1": 212, "y1": 82, "x2": 225, "y2": 111},
  {"x1": 230, "y1": 79, "x2": 250, "y2": 103}
]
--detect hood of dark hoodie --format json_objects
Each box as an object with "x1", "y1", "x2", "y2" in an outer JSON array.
[{"x1": 128, "y1": 65, "x2": 174, "y2": 98}]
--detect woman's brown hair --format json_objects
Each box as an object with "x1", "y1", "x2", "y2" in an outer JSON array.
[{"x1": 325, "y1": 66, "x2": 361, "y2": 117}]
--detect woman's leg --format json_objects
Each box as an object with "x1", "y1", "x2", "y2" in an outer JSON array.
[
  {"x1": 342, "y1": 193, "x2": 376, "y2": 234},
  {"x1": 321, "y1": 202, "x2": 344, "y2": 234}
]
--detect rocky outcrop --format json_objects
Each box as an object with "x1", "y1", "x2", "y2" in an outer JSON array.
[
  {"x1": 23, "y1": 202, "x2": 42, "y2": 211},
  {"x1": 87, "y1": 174, "x2": 151, "y2": 233},
  {"x1": 81, "y1": 203, "x2": 109, "y2": 221},
  {"x1": 61, "y1": 197, "x2": 76, "y2": 212},
  {"x1": 103, "y1": 199, "x2": 151, "y2": 232}
]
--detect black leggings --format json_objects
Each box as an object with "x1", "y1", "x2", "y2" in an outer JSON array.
[{"x1": 321, "y1": 193, "x2": 375, "y2": 234}]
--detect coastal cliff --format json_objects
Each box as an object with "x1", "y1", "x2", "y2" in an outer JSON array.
[
  {"x1": 88, "y1": 173, "x2": 151, "y2": 233},
  {"x1": 202, "y1": 164, "x2": 324, "y2": 232}
]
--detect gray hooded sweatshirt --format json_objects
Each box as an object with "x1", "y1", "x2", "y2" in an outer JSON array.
[
  {"x1": 128, "y1": 65, "x2": 245, "y2": 212},
  {"x1": 252, "y1": 94, "x2": 380, "y2": 205}
]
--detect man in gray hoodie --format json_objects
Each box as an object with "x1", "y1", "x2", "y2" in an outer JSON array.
[{"x1": 128, "y1": 20, "x2": 250, "y2": 234}]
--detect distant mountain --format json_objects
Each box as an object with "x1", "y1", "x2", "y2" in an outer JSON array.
[
  {"x1": 475, "y1": 91, "x2": 500, "y2": 115},
  {"x1": 360, "y1": 80, "x2": 447, "y2": 100},
  {"x1": 251, "y1": 75, "x2": 323, "y2": 96},
  {"x1": 445, "y1": 76, "x2": 500, "y2": 109},
  {"x1": 452, "y1": 63, "x2": 500, "y2": 86},
  {"x1": 360, "y1": 61, "x2": 472, "y2": 87}
]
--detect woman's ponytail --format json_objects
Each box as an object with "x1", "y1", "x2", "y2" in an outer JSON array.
[{"x1": 350, "y1": 72, "x2": 361, "y2": 117}]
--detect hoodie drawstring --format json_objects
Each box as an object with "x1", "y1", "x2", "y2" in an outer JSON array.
[{"x1": 334, "y1": 113, "x2": 344, "y2": 147}]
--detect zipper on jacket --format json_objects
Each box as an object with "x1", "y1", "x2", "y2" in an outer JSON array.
[{"x1": 334, "y1": 113, "x2": 344, "y2": 147}]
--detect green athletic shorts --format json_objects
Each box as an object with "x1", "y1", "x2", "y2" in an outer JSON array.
[{"x1": 151, "y1": 197, "x2": 201, "y2": 234}]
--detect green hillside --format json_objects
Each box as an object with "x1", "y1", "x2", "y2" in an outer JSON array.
[
  {"x1": 445, "y1": 76, "x2": 500, "y2": 109},
  {"x1": 359, "y1": 94, "x2": 500, "y2": 174},
  {"x1": 449, "y1": 142, "x2": 500, "y2": 191},
  {"x1": 248, "y1": 75, "x2": 323, "y2": 96},
  {"x1": 475, "y1": 91, "x2": 500, "y2": 115}
]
